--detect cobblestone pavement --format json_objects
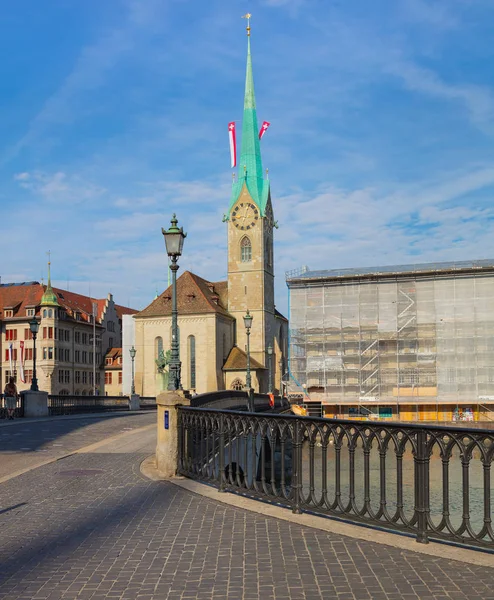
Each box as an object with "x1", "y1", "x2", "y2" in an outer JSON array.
[
  {"x1": 0, "y1": 421, "x2": 493, "y2": 599},
  {"x1": 0, "y1": 412, "x2": 155, "y2": 480}
]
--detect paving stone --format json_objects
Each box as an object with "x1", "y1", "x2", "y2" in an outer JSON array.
[{"x1": 0, "y1": 418, "x2": 493, "y2": 600}]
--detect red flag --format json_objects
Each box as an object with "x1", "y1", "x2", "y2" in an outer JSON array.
[
  {"x1": 228, "y1": 122, "x2": 236, "y2": 168},
  {"x1": 268, "y1": 393, "x2": 275, "y2": 408},
  {"x1": 259, "y1": 120, "x2": 270, "y2": 140}
]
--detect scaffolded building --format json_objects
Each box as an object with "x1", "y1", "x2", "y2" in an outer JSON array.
[{"x1": 286, "y1": 261, "x2": 494, "y2": 421}]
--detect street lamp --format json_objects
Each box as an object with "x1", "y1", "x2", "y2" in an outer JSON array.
[
  {"x1": 267, "y1": 343, "x2": 273, "y2": 394},
  {"x1": 29, "y1": 317, "x2": 39, "y2": 392},
  {"x1": 129, "y1": 346, "x2": 136, "y2": 395},
  {"x1": 162, "y1": 214, "x2": 187, "y2": 391},
  {"x1": 243, "y1": 309, "x2": 253, "y2": 411}
]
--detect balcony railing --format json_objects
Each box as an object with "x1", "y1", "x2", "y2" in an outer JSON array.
[{"x1": 178, "y1": 408, "x2": 494, "y2": 550}]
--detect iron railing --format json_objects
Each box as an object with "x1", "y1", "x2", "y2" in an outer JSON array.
[
  {"x1": 0, "y1": 394, "x2": 24, "y2": 419},
  {"x1": 48, "y1": 395, "x2": 131, "y2": 416},
  {"x1": 140, "y1": 397, "x2": 157, "y2": 410},
  {"x1": 178, "y1": 408, "x2": 494, "y2": 550}
]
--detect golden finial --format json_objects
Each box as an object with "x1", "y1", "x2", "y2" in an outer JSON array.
[
  {"x1": 47, "y1": 249, "x2": 51, "y2": 267},
  {"x1": 241, "y1": 13, "x2": 252, "y2": 36}
]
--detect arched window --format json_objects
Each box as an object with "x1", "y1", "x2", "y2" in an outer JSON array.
[
  {"x1": 43, "y1": 309, "x2": 47, "y2": 318},
  {"x1": 231, "y1": 378, "x2": 244, "y2": 391},
  {"x1": 48, "y1": 309, "x2": 53, "y2": 318},
  {"x1": 240, "y1": 237, "x2": 252, "y2": 263},
  {"x1": 188, "y1": 335, "x2": 196, "y2": 389},
  {"x1": 155, "y1": 336, "x2": 163, "y2": 359}
]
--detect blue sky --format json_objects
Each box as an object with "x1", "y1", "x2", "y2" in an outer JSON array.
[{"x1": 2, "y1": 0, "x2": 494, "y2": 314}]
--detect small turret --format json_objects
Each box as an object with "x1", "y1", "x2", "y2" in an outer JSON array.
[{"x1": 40, "y1": 258, "x2": 59, "y2": 307}]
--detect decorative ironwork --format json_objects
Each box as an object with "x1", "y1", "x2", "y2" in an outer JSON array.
[
  {"x1": 178, "y1": 408, "x2": 494, "y2": 550},
  {"x1": 48, "y1": 395, "x2": 133, "y2": 416},
  {"x1": 0, "y1": 394, "x2": 24, "y2": 419}
]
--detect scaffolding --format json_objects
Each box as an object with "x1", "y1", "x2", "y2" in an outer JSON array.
[{"x1": 286, "y1": 261, "x2": 494, "y2": 405}]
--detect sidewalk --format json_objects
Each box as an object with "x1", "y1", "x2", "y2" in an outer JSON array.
[{"x1": 0, "y1": 419, "x2": 493, "y2": 600}]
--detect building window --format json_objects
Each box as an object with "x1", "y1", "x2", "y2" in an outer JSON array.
[
  {"x1": 105, "y1": 372, "x2": 112, "y2": 385},
  {"x1": 43, "y1": 309, "x2": 47, "y2": 318},
  {"x1": 75, "y1": 331, "x2": 81, "y2": 344},
  {"x1": 240, "y1": 236, "x2": 252, "y2": 262},
  {"x1": 155, "y1": 337, "x2": 163, "y2": 360},
  {"x1": 231, "y1": 378, "x2": 244, "y2": 391},
  {"x1": 107, "y1": 321, "x2": 115, "y2": 332},
  {"x1": 26, "y1": 308, "x2": 35, "y2": 317},
  {"x1": 65, "y1": 349, "x2": 70, "y2": 361},
  {"x1": 75, "y1": 371, "x2": 81, "y2": 384},
  {"x1": 5, "y1": 349, "x2": 18, "y2": 361},
  {"x1": 82, "y1": 333, "x2": 88, "y2": 345},
  {"x1": 75, "y1": 350, "x2": 80, "y2": 362},
  {"x1": 106, "y1": 358, "x2": 112, "y2": 365},
  {"x1": 24, "y1": 328, "x2": 34, "y2": 340},
  {"x1": 188, "y1": 335, "x2": 196, "y2": 389},
  {"x1": 5, "y1": 329, "x2": 17, "y2": 341},
  {"x1": 65, "y1": 330, "x2": 70, "y2": 341},
  {"x1": 4, "y1": 310, "x2": 13, "y2": 318},
  {"x1": 25, "y1": 348, "x2": 33, "y2": 361},
  {"x1": 65, "y1": 370, "x2": 70, "y2": 384},
  {"x1": 48, "y1": 347, "x2": 53, "y2": 360},
  {"x1": 82, "y1": 372, "x2": 87, "y2": 384},
  {"x1": 82, "y1": 351, "x2": 88, "y2": 363},
  {"x1": 118, "y1": 372, "x2": 123, "y2": 385},
  {"x1": 5, "y1": 370, "x2": 17, "y2": 384},
  {"x1": 58, "y1": 370, "x2": 64, "y2": 384},
  {"x1": 25, "y1": 369, "x2": 33, "y2": 384}
]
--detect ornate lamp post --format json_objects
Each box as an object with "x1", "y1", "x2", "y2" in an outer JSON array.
[
  {"x1": 29, "y1": 317, "x2": 39, "y2": 392},
  {"x1": 267, "y1": 343, "x2": 273, "y2": 394},
  {"x1": 243, "y1": 309, "x2": 253, "y2": 411},
  {"x1": 162, "y1": 214, "x2": 187, "y2": 391},
  {"x1": 129, "y1": 346, "x2": 136, "y2": 395}
]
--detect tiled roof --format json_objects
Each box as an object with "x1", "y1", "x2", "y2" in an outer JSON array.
[
  {"x1": 222, "y1": 346, "x2": 265, "y2": 371},
  {"x1": 104, "y1": 347, "x2": 123, "y2": 370},
  {"x1": 135, "y1": 271, "x2": 233, "y2": 319},
  {"x1": 0, "y1": 282, "x2": 136, "y2": 324}
]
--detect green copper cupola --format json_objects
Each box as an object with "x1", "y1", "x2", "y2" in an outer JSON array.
[
  {"x1": 229, "y1": 20, "x2": 270, "y2": 216},
  {"x1": 41, "y1": 259, "x2": 59, "y2": 307}
]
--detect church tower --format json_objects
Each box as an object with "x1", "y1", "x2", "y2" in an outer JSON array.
[{"x1": 227, "y1": 17, "x2": 276, "y2": 370}]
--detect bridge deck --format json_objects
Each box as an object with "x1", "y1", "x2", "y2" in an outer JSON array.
[{"x1": 0, "y1": 414, "x2": 492, "y2": 599}]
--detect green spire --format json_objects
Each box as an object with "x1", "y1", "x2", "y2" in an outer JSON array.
[
  {"x1": 41, "y1": 258, "x2": 59, "y2": 307},
  {"x1": 229, "y1": 28, "x2": 270, "y2": 215}
]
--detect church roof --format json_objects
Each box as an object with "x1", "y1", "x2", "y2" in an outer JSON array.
[
  {"x1": 222, "y1": 345, "x2": 265, "y2": 371},
  {"x1": 135, "y1": 271, "x2": 232, "y2": 319},
  {"x1": 229, "y1": 33, "x2": 270, "y2": 216}
]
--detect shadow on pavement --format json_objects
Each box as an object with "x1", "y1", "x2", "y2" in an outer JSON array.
[{"x1": 0, "y1": 412, "x2": 152, "y2": 453}]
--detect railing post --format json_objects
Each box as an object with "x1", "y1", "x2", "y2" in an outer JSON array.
[
  {"x1": 414, "y1": 428, "x2": 430, "y2": 544},
  {"x1": 218, "y1": 413, "x2": 226, "y2": 493},
  {"x1": 292, "y1": 418, "x2": 303, "y2": 514},
  {"x1": 156, "y1": 391, "x2": 190, "y2": 478}
]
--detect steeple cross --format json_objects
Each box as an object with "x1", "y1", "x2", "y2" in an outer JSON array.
[{"x1": 241, "y1": 13, "x2": 251, "y2": 36}]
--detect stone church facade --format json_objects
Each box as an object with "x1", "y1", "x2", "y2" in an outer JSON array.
[{"x1": 133, "y1": 30, "x2": 288, "y2": 396}]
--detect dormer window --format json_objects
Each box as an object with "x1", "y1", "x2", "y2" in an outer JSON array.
[
  {"x1": 26, "y1": 308, "x2": 35, "y2": 317},
  {"x1": 4, "y1": 310, "x2": 13, "y2": 318},
  {"x1": 106, "y1": 358, "x2": 112, "y2": 365}
]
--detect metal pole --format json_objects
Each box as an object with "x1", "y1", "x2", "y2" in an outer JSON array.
[
  {"x1": 168, "y1": 256, "x2": 181, "y2": 391},
  {"x1": 131, "y1": 355, "x2": 135, "y2": 395},
  {"x1": 268, "y1": 351, "x2": 273, "y2": 394},
  {"x1": 31, "y1": 332, "x2": 39, "y2": 392},
  {"x1": 92, "y1": 302, "x2": 96, "y2": 395},
  {"x1": 246, "y1": 328, "x2": 253, "y2": 411}
]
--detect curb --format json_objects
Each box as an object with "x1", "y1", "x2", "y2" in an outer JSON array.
[{"x1": 140, "y1": 454, "x2": 494, "y2": 569}]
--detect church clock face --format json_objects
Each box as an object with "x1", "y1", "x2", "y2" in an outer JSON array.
[{"x1": 231, "y1": 202, "x2": 259, "y2": 230}]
